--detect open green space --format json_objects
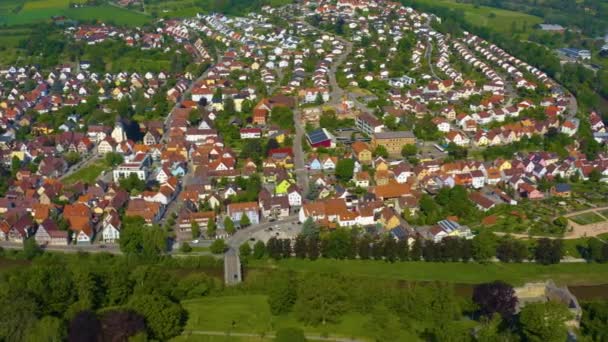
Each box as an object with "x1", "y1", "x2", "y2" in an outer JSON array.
[
  {"x1": 173, "y1": 336, "x2": 273, "y2": 342},
  {"x1": 61, "y1": 160, "x2": 109, "y2": 185},
  {"x1": 181, "y1": 295, "x2": 418, "y2": 341},
  {"x1": 414, "y1": 0, "x2": 542, "y2": 34},
  {"x1": 569, "y1": 212, "x2": 606, "y2": 225},
  {"x1": 0, "y1": 0, "x2": 150, "y2": 26},
  {"x1": 250, "y1": 258, "x2": 608, "y2": 286}
]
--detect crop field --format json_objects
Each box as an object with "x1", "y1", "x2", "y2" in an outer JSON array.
[
  {"x1": 414, "y1": 0, "x2": 542, "y2": 34},
  {"x1": 570, "y1": 212, "x2": 607, "y2": 226},
  {"x1": 0, "y1": 0, "x2": 149, "y2": 26}
]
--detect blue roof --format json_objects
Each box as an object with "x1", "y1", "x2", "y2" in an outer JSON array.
[
  {"x1": 555, "y1": 183, "x2": 571, "y2": 192},
  {"x1": 390, "y1": 226, "x2": 407, "y2": 240},
  {"x1": 307, "y1": 129, "x2": 330, "y2": 144},
  {"x1": 437, "y1": 220, "x2": 460, "y2": 233}
]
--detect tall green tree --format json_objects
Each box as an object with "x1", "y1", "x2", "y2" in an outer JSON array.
[
  {"x1": 519, "y1": 301, "x2": 571, "y2": 342},
  {"x1": 224, "y1": 217, "x2": 235, "y2": 235},
  {"x1": 294, "y1": 274, "x2": 347, "y2": 325},
  {"x1": 128, "y1": 294, "x2": 185, "y2": 341},
  {"x1": 268, "y1": 272, "x2": 297, "y2": 315},
  {"x1": 335, "y1": 159, "x2": 355, "y2": 182}
]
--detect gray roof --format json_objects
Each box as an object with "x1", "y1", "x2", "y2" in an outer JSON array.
[{"x1": 373, "y1": 131, "x2": 415, "y2": 139}]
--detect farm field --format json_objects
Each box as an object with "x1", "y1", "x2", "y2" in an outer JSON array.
[
  {"x1": 180, "y1": 295, "x2": 418, "y2": 341},
  {"x1": 250, "y1": 258, "x2": 608, "y2": 286},
  {"x1": 0, "y1": 0, "x2": 150, "y2": 26},
  {"x1": 414, "y1": 0, "x2": 542, "y2": 34},
  {"x1": 569, "y1": 212, "x2": 607, "y2": 225}
]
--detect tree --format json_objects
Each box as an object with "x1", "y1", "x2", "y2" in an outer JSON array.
[
  {"x1": 581, "y1": 301, "x2": 608, "y2": 341},
  {"x1": 335, "y1": 159, "x2": 355, "y2": 182},
  {"x1": 253, "y1": 241, "x2": 266, "y2": 259},
  {"x1": 472, "y1": 231, "x2": 496, "y2": 263},
  {"x1": 210, "y1": 239, "x2": 227, "y2": 254},
  {"x1": 23, "y1": 237, "x2": 42, "y2": 260},
  {"x1": 306, "y1": 236, "x2": 320, "y2": 260},
  {"x1": 301, "y1": 217, "x2": 319, "y2": 238},
  {"x1": 410, "y1": 238, "x2": 423, "y2": 261},
  {"x1": 239, "y1": 242, "x2": 251, "y2": 258},
  {"x1": 294, "y1": 274, "x2": 347, "y2": 325},
  {"x1": 207, "y1": 219, "x2": 216, "y2": 238},
  {"x1": 268, "y1": 273, "x2": 297, "y2": 315},
  {"x1": 0, "y1": 295, "x2": 38, "y2": 342},
  {"x1": 173, "y1": 273, "x2": 214, "y2": 300},
  {"x1": 472, "y1": 281, "x2": 518, "y2": 320},
  {"x1": 270, "y1": 106, "x2": 294, "y2": 130},
  {"x1": 358, "y1": 236, "x2": 371, "y2": 260},
  {"x1": 119, "y1": 174, "x2": 146, "y2": 194},
  {"x1": 104, "y1": 152, "x2": 124, "y2": 167},
  {"x1": 180, "y1": 242, "x2": 192, "y2": 253},
  {"x1": 274, "y1": 327, "x2": 307, "y2": 342},
  {"x1": 191, "y1": 221, "x2": 200, "y2": 240},
  {"x1": 99, "y1": 310, "x2": 146, "y2": 342},
  {"x1": 520, "y1": 301, "x2": 572, "y2": 342},
  {"x1": 401, "y1": 144, "x2": 417, "y2": 157},
  {"x1": 367, "y1": 304, "x2": 402, "y2": 342},
  {"x1": 373, "y1": 145, "x2": 389, "y2": 158},
  {"x1": 496, "y1": 237, "x2": 529, "y2": 263},
  {"x1": 534, "y1": 238, "x2": 563, "y2": 265},
  {"x1": 239, "y1": 213, "x2": 251, "y2": 228},
  {"x1": 128, "y1": 294, "x2": 185, "y2": 341},
  {"x1": 224, "y1": 217, "x2": 235, "y2": 235},
  {"x1": 589, "y1": 169, "x2": 602, "y2": 183},
  {"x1": 26, "y1": 316, "x2": 66, "y2": 342},
  {"x1": 294, "y1": 235, "x2": 307, "y2": 258},
  {"x1": 587, "y1": 238, "x2": 608, "y2": 263}
]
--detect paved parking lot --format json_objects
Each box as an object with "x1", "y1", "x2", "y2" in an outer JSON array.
[{"x1": 247, "y1": 221, "x2": 302, "y2": 244}]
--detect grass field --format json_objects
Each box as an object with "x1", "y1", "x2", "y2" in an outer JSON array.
[
  {"x1": 0, "y1": 0, "x2": 150, "y2": 26},
  {"x1": 180, "y1": 295, "x2": 418, "y2": 341},
  {"x1": 62, "y1": 161, "x2": 109, "y2": 185},
  {"x1": 569, "y1": 212, "x2": 606, "y2": 225},
  {"x1": 414, "y1": 0, "x2": 542, "y2": 35},
  {"x1": 250, "y1": 258, "x2": 608, "y2": 286}
]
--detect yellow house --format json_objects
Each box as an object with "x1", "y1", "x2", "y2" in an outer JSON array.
[
  {"x1": 496, "y1": 159, "x2": 512, "y2": 171},
  {"x1": 10, "y1": 151, "x2": 25, "y2": 161},
  {"x1": 374, "y1": 158, "x2": 389, "y2": 172},
  {"x1": 351, "y1": 141, "x2": 372, "y2": 164},
  {"x1": 378, "y1": 207, "x2": 401, "y2": 230},
  {"x1": 275, "y1": 178, "x2": 294, "y2": 195}
]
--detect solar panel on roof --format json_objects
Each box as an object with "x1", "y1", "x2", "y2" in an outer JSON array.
[{"x1": 307, "y1": 129, "x2": 329, "y2": 144}]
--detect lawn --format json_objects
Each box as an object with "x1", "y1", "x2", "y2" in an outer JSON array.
[
  {"x1": 173, "y1": 336, "x2": 273, "y2": 342},
  {"x1": 181, "y1": 295, "x2": 418, "y2": 341},
  {"x1": 414, "y1": 0, "x2": 542, "y2": 35},
  {"x1": 569, "y1": 212, "x2": 606, "y2": 226},
  {"x1": 62, "y1": 161, "x2": 109, "y2": 185},
  {"x1": 250, "y1": 258, "x2": 608, "y2": 286},
  {"x1": 0, "y1": 0, "x2": 150, "y2": 26}
]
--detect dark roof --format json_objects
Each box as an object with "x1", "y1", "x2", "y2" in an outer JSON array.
[
  {"x1": 307, "y1": 129, "x2": 331, "y2": 144},
  {"x1": 554, "y1": 183, "x2": 571, "y2": 192},
  {"x1": 390, "y1": 226, "x2": 407, "y2": 240}
]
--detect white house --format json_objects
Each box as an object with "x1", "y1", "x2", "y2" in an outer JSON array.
[{"x1": 101, "y1": 212, "x2": 121, "y2": 243}]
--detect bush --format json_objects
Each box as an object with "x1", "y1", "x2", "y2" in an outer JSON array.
[
  {"x1": 180, "y1": 243, "x2": 192, "y2": 253},
  {"x1": 210, "y1": 239, "x2": 227, "y2": 254},
  {"x1": 275, "y1": 327, "x2": 307, "y2": 342}
]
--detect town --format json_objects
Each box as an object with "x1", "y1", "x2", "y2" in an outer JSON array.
[{"x1": 0, "y1": 0, "x2": 608, "y2": 340}]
